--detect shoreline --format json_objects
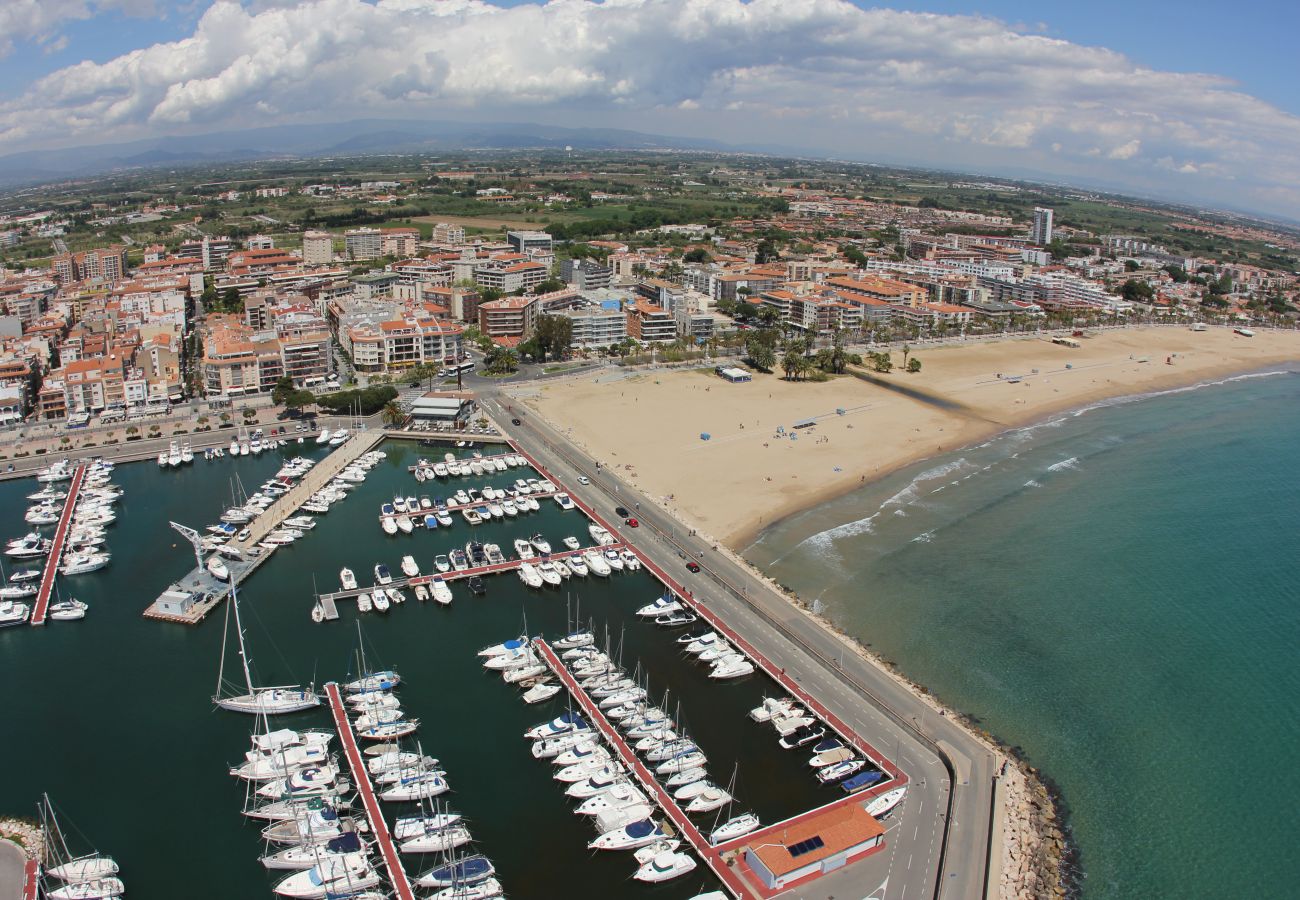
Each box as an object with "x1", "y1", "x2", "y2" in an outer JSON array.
[
  {"x1": 518, "y1": 327, "x2": 1300, "y2": 900},
  {"x1": 729, "y1": 359, "x2": 1298, "y2": 550}
]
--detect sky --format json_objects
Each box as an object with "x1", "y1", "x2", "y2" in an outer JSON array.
[{"x1": 0, "y1": 0, "x2": 1297, "y2": 220}]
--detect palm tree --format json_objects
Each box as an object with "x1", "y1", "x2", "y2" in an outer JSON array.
[
  {"x1": 901, "y1": 343, "x2": 911, "y2": 370},
  {"x1": 381, "y1": 401, "x2": 406, "y2": 428}
]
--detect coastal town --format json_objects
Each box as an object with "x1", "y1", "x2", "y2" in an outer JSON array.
[{"x1": 1, "y1": 152, "x2": 1298, "y2": 900}]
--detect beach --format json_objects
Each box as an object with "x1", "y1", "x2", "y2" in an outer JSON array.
[{"x1": 519, "y1": 326, "x2": 1300, "y2": 547}]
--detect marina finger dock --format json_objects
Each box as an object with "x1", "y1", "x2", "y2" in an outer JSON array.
[
  {"x1": 30, "y1": 464, "x2": 86, "y2": 627},
  {"x1": 324, "y1": 682, "x2": 416, "y2": 900}
]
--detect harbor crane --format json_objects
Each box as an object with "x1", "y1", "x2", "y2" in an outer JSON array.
[{"x1": 169, "y1": 521, "x2": 207, "y2": 571}]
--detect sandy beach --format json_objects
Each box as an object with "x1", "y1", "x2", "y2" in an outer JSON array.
[{"x1": 518, "y1": 326, "x2": 1300, "y2": 548}]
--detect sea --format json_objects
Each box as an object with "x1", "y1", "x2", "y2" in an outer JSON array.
[
  {"x1": 745, "y1": 368, "x2": 1300, "y2": 899},
  {"x1": 0, "y1": 438, "x2": 845, "y2": 899}
]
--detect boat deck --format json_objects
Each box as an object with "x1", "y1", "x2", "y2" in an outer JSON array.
[
  {"x1": 30, "y1": 464, "x2": 85, "y2": 626},
  {"x1": 315, "y1": 542, "x2": 627, "y2": 621},
  {"x1": 324, "y1": 682, "x2": 415, "y2": 900},
  {"x1": 535, "y1": 639, "x2": 748, "y2": 898}
]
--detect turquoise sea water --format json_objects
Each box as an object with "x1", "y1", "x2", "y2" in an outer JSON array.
[
  {"x1": 745, "y1": 369, "x2": 1300, "y2": 898},
  {"x1": 0, "y1": 440, "x2": 841, "y2": 898}
]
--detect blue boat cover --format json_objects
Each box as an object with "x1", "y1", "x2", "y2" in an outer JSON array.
[
  {"x1": 841, "y1": 771, "x2": 884, "y2": 792},
  {"x1": 812, "y1": 738, "x2": 843, "y2": 753},
  {"x1": 626, "y1": 820, "x2": 655, "y2": 839},
  {"x1": 559, "y1": 711, "x2": 586, "y2": 726},
  {"x1": 326, "y1": 832, "x2": 362, "y2": 853}
]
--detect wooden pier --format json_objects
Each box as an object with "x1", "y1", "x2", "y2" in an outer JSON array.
[
  {"x1": 315, "y1": 542, "x2": 627, "y2": 621},
  {"x1": 535, "y1": 639, "x2": 749, "y2": 899},
  {"x1": 324, "y1": 682, "x2": 416, "y2": 900},
  {"x1": 30, "y1": 464, "x2": 85, "y2": 627}
]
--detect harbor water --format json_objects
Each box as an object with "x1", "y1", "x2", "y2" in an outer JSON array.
[
  {"x1": 745, "y1": 369, "x2": 1300, "y2": 899},
  {"x1": 0, "y1": 438, "x2": 845, "y2": 898}
]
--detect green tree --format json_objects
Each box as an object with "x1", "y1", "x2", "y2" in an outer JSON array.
[
  {"x1": 683, "y1": 248, "x2": 712, "y2": 264},
  {"x1": 1120, "y1": 279, "x2": 1154, "y2": 303},
  {"x1": 220, "y1": 287, "x2": 242, "y2": 312},
  {"x1": 871, "y1": 352, "x2": 893, "y2": 373},
  {"x1": 483, "y1": 346, "x2": 519, "y2": 375},
  {"x1": 744, "y1": 332, "x2": 777, "y2": 371},
  {"x1": 755, "y1": 238, "x2": 779, "y2": 264},
  {"x1": 900, "y1": 343, "x2": 911, "y2": 370},
  {"x1": 839, "y1": 244, "x2": 868, "y2": 267},
  {"x1": 755, "y1": 304, "x2": 780, "y2": 327},
  {"x1": 534, "y1": 277, "x2": 565, "y2": 294},
  {"x1": 1124, "y1": 259, "x2": 1140, "y2": 272},
  {"x1": 381, "y1": 401, "x2": 406, "y2": 428},
  {"x1": 270, "y1": 375, "x2": 295, "y2": 406},
  {"x1": 906, "y1": 357, "x2": 922, "y2": 373}
]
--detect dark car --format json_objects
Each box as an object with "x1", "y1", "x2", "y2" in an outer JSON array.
[
  {"x1": 511, "y1": 418, "x2": 522, "y2": 426},
  {"x1": 626, "y1": 518, "x2": 639, "y2": 528},
  {"x1": 686, "y1": 561, "x2": 701, "y2": 573},
  {"x1": 615, "y1": 506, "x2": 630, "y2": 518}
]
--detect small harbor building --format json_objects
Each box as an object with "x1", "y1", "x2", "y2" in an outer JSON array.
[
  {"x1": 717, "y1": 366, "x2": 752, "y2": 383},
  {"x1": 744, "y1": 802, "x2": 885, "y2": 890},
  {"x1": 408, "y1": 392, "x2": 475, "y2": 425}
]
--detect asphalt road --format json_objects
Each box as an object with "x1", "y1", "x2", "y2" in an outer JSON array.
[{"x1": 478, "y1": 387, "x2": 999, "y2": 900}]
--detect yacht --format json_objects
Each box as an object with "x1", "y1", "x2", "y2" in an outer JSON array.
[
  {"x1": 517, "y1": 563, "x2": 544, "y2": 589},
  {"x1": 260, "y1": 832, "x2": 364, "y2": 871},
  {"x1": 634, "y1": 849, "x2": 698, "y2": 883},
  {"x1": 340, "y1": 568, "x2": 358, "y2": 591},
  {"x1": 378, "y1": 772, "x2": 447, "y2": 802},
  {"x1": 426, "y1": 878, "x2": 503, "y2": 900},
  {"x1": 344, "y1": 670, "x2": 400, "y2": 694},
  {"x1": 48, "y1": 599, "x2": 88, "y2": 621},
  {"x1": 414, "y1": 855, "x2": 496, "y2": 890},
  {"x1": 583, "y1": 550, "x2": 611, "y2": 577},
  {"x1": 778, "y1": 723, "x2": 826, "y2": 749},
  {"x1": 434, "y1": 554, "x2": 451, "y2": 573},
  {"x1": 396, "y1": 516, "x2": 414, "y2": 534},
  {"x1": 60, "y1": 552, "x2": 110, "y2": 575},
  {"x1": 603, "y1": 548, "x2": 625, "y2": 571},
  {"x1": 529, "y1": 534, "x2": 552, "y2": 555},
  {"x1": 637, "y1": 596, "x2": 682, "y2": 618},
  {"x1": 816, "y1": 758, "x2": 866, "y2": 785},
  {"x1": 273, "y1": 853, "x2": 380, "y2": 898},
  {"x1": 553, "y1": 493, "x2": 575, "y2": 511},
  {"x1": 620, "y1": 550, "x2": 642, "y2": 571},
  {"x1": 562, "y1": 536, "x2": 581, "y2": 550},
  {"x1": 522, "y1": 682, "x2": 561, "y2": 704},
  {"x1": 329, "y1": 429, "x2": 349, "y2": 446},
  {"x1": 866, "y1": 786, "x2": 908, "y2": 818},
  {"x1": 710, "y1": 813, "x2": 760, "y2": 845},
  {"x1": 374, "y1": 564, "x2": 393, "y2": 585},
  {"x1": 357, "y1": 720, "x2": 419, "y2": 741},
  {"x1": 588, "y1": 524, "x2": 615, "y2": 545},
  {"x1": 589, "y1": 819, "x2": 667, "y2": 851},
  {"x1": 398, "y1": 824, "x2": 471, "y2": 855},
  {"x1": 372, "y1": 591, "x2": 390, "y2": 613},
  {"x1": 525, "y1": 712, "x2": 589, "y2": 740},
  {"x1": 536, "y1": 561, "x2": 563, "y2": 586},
  {"x1": 207, "y1": 556, "x2": 231, "y2": 581},
  {"x1": 0, "y1": 600, "x2": 31, "y2": 628},
  {"x1": 684, "y1": 785, "x2": 733, "y2": 814},
  {"x1": 477, "y1": 636, "x2": 528, "y2": 658},
  {"x1": 450, "y1": 549, "x2": 470, "y2": 571},
  {"x1": 429, "y1": 577, "x2": 453, "y2": 606},
  {"x1": 392, "y1": 812, "x2": 462, "y2": 842}
]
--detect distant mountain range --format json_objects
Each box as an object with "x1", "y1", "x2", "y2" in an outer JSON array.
[{"x1": 0, "y1": 119, "x2": 738, "y2": 185}]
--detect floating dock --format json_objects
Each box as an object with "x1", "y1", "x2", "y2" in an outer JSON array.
[
  {"x1": 30, "y1": 464, "x2": 85, "y2": 627},
  {"x1": 376, "y1": 489, "x2": 563, "y2": 524},
  {"x1": 535, "y1": 639, "x2": 748, "y2": 898},
  {"x1": 315, "y1": 542, "x2": 626, "y2": 621},
  {"x1": 324, "y1": 682, "x2": 416, "y2": 900},
  {"x1": 21, "y1": 859, "x2": 37, "y2": 900}
]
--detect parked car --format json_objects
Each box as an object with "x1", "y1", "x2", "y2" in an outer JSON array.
[{"x1": 686, "y1": 561, "x2": 701, "y2": 573}]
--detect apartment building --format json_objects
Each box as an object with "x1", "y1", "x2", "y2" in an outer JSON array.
[
  {"x1": 625, "y1": 301, "x2": 678, "y2": 343},
  {"x1": 473, "y1": 260, "x2": 549, "y2": 294},
  {"x1": 432, "y1": 223, "x2": 466, "y2": 245},
  {"x1": 51, "y1": 246, "x2": 129, "y2": 285},
  {"x1": 560, "y1": 258, "x2": 612, "y2": 291},
  {"x1": 343, "y1": 316, "x2": 463, "y2": 373},
  {"x1": 302, "y1": 230, "x2": 335, "y2": 265},
  {"x1": 345, "y1": 227, "x2": 384, "y2": 261},
  {"x1": 760, "y1": 290, "x2": 863, "y2": 336}
]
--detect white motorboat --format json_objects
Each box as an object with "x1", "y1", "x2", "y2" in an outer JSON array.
[
  {"x1": 566, "y1": 771, "x2": 627, "y2": 799},
  {"x1": 552, "y1": 743, "x2": 609, "y2": 767},
  {"x1": 316, "y1": 429, "x2": 331, "y2": 445},
  {"x1": 380, "y1": 518, "x2": 399, "y2": 536},
  {"x1": 634, "y1": 849, "x2": 698, "y2": 883},
  {"x1": 340, "y1": 568, "x2": 358, "y2": 591},
  {"x1": 0, "y1": 584, "x2": 36, "y2": 599},
  {"x1": 512, "y1": 538, "x2": 535, "y2": 560},
  {"x1": 434, "y1": 554, "x2": 451, "y2": 573},
  {"x1": 396, "y1": 516, "x2": 414, "y2": 534},
  {"x1": 529, "y1": 534, "x2": 552, "y2": 555},
  {"x1": 429, "y1": 576, "x2": 453, "y2": 606},
  {"x1": 583, "y1": 550, "x2": 611, "y2": 576},
  {"x1": 685, "y1": 786, "x2": 733, "y2": 813},
  {"x1": 357, "y1": 593, "x2": 373, "y2": 613},
  {"x1": 710, "y1": 812, "x2": 761, "y2": 844},
  {"x1": 48, "y1": 599, "x2": 88, "y2": 621},
  {"x1": 517, "y1": 563, "x2": 544, "y2": 589},
  {"x1": 535, "y1": 561, "x2": 563, "y2": 586},
  {"x1": 589, "y1": 819, "x2": 667, "y2": 851},
  {"x1": 372, "y1": 591, "x2": 391, "y2": 613},
  {"x1": 477, "y1": 635, "x2": 528, "y2": 658},
  {"x1": 60, "y1": 552, "x2": 110, "y2": 575},
  {"x1": 816, "y1": 758, "x2": 866, "y2": 784},
  {"x1": 588, "y1": 524, "x2": 615, "y2": 545},
  {"x1": 273, "y1": 852, "x2": 379, "y2": 898},
  {"x1": 637, "y1": 596, "x2": 682, "y2": 618},
  {"x1": 562, "y1": 536, "x2": 581, "y2": 550},
  {"x1": 207, "y1": 556, "x2": 231, "y2": 581},
  {"x1": 400, "y1": 555, "x2": 419, "y2": 577},
  {"x1": 749, "y1": 696, "x2": 800, "y2": 723},
  {"x1": 711, "y1": 656, "x2": 755, "y2": 680},
  {"x1": 602, "y1": 548, "x2": 625, "y2": 571},
  {"x1": 620, "y1": 550, "x2": 642, "y2": 570}
]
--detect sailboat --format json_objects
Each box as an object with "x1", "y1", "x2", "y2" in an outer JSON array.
[
  {"x1": 39, "y1": 794, "x2": 124, "y2": 899},
  {"x1": 213, "y1": 578, "x2": 320, "y2": 715}
]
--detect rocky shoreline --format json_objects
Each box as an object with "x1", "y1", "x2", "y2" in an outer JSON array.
[
  {"x1": 728, "y1": 553, "x2": 1076, "y2": 900},
  {"x1": 0, "y1": 817, "x2": 44, "y2": 860}
]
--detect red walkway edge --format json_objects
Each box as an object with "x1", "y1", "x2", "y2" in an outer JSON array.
[
  {"x1": 22, "y1": 859, "x2": 38, "y2": 900},
  {"x1": 510, "y1": 443, "x2": 906, "y2": 810},
  {"x1": 535, "y1": 640, "x2": 751, "y2": 899},
  {"x1": 30, "y1": 464, "x2": 85, "y2": 626},
  {"x1": 324, "y1": 682, "x2": 415, "y2": 900}
]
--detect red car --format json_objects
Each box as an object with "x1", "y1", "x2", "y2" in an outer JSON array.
[
  {"x1": 626, "y1": 518, "x2": 639, "y2": 528},
  {"x1": 686, "y1": 561, "x2": 701, "y2": 572}
]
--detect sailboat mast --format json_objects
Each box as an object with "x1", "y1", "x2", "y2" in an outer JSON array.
[
  {"x1": 215, "y1": 589, "x2": 232, "y2": 697},
  {"x1": 230, "y1": 577, "x2": 255, "y2": 693}
]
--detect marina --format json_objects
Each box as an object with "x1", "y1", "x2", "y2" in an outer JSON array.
[
  {"x1": 0, "y1": 433, "x2": 898, "y2": 899},
  {"x1": 30, "y1": 464, "x2": 85, "y2": 626}
]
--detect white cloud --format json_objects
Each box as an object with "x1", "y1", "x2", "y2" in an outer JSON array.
[
  {"x1": 0, "y1": 0, "x2": 159, "y2": 57},
  {"x1": 0, "y1": 0, "x2": 1297, "y2": 217}
]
